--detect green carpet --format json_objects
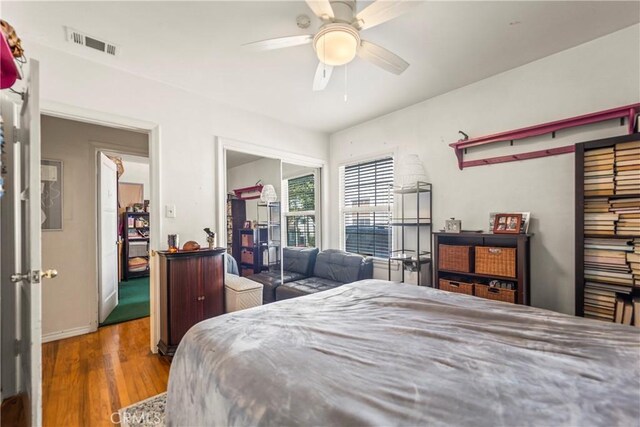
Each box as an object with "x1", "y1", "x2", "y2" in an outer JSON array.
[{"x1": 100, "y1": 277, "x2": 150, "y2": 326}]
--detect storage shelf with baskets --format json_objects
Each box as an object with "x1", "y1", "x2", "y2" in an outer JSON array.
[{"x1": 433, "y1": 232, "x2": 532, "y2": 305}]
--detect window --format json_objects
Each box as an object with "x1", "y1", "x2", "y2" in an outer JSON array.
[
  {"x1": 341, "y1": 156, "x2": 393, "y2": 258},
  {"x1": 285, "y1": 174, "x2": 316, "y2": 247}
]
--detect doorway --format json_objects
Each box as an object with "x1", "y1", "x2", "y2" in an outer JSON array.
[
  {"x1": 99, "y1": 152, "x2": 151, "y2": 326},
  {"x1": 39, "y1": 115, "x2": 151, "y2": 340}
]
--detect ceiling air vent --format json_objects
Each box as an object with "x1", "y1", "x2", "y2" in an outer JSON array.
[{"x1": 66, "y1": 27, "x2": 119, "y2": 56}]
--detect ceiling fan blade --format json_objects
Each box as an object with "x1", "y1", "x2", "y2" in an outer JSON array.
[
  {"x1": 355, "y1": 0, "x2": 421, "y2": 30},
  {"x1": 358, "y1": 40, "x2": 409, "y2": 75},
  {"x1": 243, "y1": 35, "x2": 313, "y2": 51},
  {"x1": 306, "y1": 0, "x2": 335, "y2": 19},
  {"x1": 313, "y1": 62, "x2": 333, "y2": 91}
]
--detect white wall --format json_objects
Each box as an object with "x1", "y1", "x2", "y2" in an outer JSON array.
[
  {"x1": 328, "y1": 25, "x2": 640, "y2": 315},
  {"x1": 27, "y1": 40, "x2": 328, "y2": 343},
  {"x1": 120, "y1": 157, "x2": 150, "y2": 200},
  {"x1": 227, "y1": 157, "x2": 282, "y2": 223}
]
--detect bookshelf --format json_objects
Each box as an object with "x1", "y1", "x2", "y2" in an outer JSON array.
[
  {"x1": 226, "y1": 197, "x2": 246, "y2": 267},
  {"x1": 575, "y1": 133, "x2": 640, "y2": 324},
  {"x1": 123, "y1": 211, "x2": 149, "y2": 280}
]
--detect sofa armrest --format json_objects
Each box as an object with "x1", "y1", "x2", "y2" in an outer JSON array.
[{"x1": 358, "y1": 257, "x2": 374, "y2": 280}]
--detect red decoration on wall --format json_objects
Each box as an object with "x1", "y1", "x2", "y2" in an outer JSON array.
[
  {"x1": 233, "y1": 184, "x2": 264, "y2": 200},
  {"x1": 450, "y1": 103, "x2": 640, "y2": 170}
]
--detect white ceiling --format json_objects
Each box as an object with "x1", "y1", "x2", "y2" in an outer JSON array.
[{"x1": 5, "y1": 1, "x2": 639, "y2": 133}]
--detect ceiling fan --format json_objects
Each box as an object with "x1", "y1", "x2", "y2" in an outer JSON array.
[{"x1": 244, "y1": 0, "x2": 419, "y2": 91}]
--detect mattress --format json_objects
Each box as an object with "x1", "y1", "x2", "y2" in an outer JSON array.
[{"x1": 166, "y1": 280, "x2": 640, "y2": 426}]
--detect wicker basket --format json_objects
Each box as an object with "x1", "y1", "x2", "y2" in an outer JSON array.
[
  {"x1": 241, "y1": 233, "x2": 254, "y2": 247},
  {"x1": 439, "y1": 279, "x2": 474, "y2": 295},
  {"x1": 438, "y1": 245, "x2": 473, "y2": 272},
  {"x1": 241, "y1": 249, "x2": 254, "y2": 264},
  {"x1": 474, "y1": 284, "x2": 516, "y2": 304},
  {"x1": 475, "y1": 246, "x2": 516, "y2": 278}
]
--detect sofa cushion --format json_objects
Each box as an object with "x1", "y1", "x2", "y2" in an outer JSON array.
[
  {"x1": 275, "y1": 277, "x2": 343, "y2": 301},
  {"x1": 283, "y1": 247, "x2": 319, "y2": 276},
  {"x1": 249, "y1": 270, "x2": 308, "y2": 303},
  {"x1": 313, "y1": 249, "x2": 366, "y2": 283}
]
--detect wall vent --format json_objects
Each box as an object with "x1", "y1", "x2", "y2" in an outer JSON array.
[{"x1": 66, "y1": 27, "x2": 119, "y2": 56}]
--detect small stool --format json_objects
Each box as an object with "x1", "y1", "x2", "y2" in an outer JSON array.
[{"x1": 225, "y1": 274, "x2": 263, "y2": 313}]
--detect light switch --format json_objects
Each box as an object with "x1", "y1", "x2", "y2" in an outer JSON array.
[{"x1": 165, "y1": 204, "x2": 176, "y2": 218}]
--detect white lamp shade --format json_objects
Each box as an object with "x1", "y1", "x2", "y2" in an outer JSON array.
[
  {"x1": 397, "y1": 154, "x2": 427, "y2": 188},
  {"x1": 260, "y1": 184, "x2": 277, "y2": 203},
  {"x1": 314, "y1": 25, "x2": 360, "y2": 66}
]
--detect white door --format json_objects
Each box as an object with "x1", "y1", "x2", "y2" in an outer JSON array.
[
  {"x1": 2, "y1": 60, "x2": 48, "y2": 426},
  {"x1": 98, "y1": 152, "x2": 118, "y2": 323}
]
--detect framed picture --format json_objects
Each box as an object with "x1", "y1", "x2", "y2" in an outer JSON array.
[
  {"x1": 493, "y1": 213, "x2": 523, "y2": 234},
  {"x1": 41, "y1": 159, "x2": 63, "y2": 231},
  {"x1": 489, "y1": 212, "x2": 530, "y2": 234},
  {"x1": 243, "y1": 221, "x2": 252, "y2": 229}
]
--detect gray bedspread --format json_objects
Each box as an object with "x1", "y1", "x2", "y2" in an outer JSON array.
[{"x1": 167, "y1": 280, "x2": 640, "y2": 426}]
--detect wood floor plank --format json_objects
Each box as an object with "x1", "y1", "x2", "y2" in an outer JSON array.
[{"x1": 42, "y1": 317, "x2": 169, "y2": 427}]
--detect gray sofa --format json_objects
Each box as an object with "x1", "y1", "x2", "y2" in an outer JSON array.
[
  {"x1": 248, "y1": 248, "x2": 373, "y2": 303},
  {"x1": 249, "y1": 247, "x2": 319, "y2": 303},
  {"x1": 275, "y1": 249, "x2": 373, "y2": 301}
]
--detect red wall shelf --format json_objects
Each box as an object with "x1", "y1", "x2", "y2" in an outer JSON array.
[
  {"x1": 450, "y1": 103, "x2": 640, "y2": 170},
  {"x1": 233, "y1": 184, "x2": 264, "y2": 200}
]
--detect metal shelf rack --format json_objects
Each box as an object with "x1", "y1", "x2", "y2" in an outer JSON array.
[{"x1": 387, "y1": 181, "x2": 433, "y2": 286}]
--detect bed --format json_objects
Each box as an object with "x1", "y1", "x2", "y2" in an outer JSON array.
[{"x1": 166, "y1": 280, "x2": 640, "y2": 426}]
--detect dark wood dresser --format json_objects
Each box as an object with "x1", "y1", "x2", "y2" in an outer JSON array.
[{"x1": 157, "y1": 248, "x2": 226, "y2": 356}]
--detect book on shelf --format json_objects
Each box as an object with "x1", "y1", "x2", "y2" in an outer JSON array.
[
  {"x1": 622, "y1": 300, "x2": 634, "y2": 325},
  {"x1": 586, "y1": 147, "x2": 615, "y2": 156},
  {"x1": 615, "y1": 140, "x2": 640, "y2": 150},
  {"x1": 634, "y1": 297, "x2": 640, "y2": 328}
]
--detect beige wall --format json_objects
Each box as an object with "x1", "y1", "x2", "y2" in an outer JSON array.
[{"x1": 41, "y1": 115, "x2": 148, "y2": 340}]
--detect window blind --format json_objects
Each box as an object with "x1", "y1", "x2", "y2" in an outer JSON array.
[{"x1": 342, "y1": 157, "x2": 393, "y2": 258}]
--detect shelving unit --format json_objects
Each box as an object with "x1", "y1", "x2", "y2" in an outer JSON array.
[
  {"x1": 257, "y1": 201, "x2": 281, "y2": 270},
  {"x1": 226, "y1": 196, "x2": 246, "y2": 267},
  {"x1": 238, "y1": 227, "x2": 268, "y2": 276},
  {"x1": 575, "y1": 133, "x2": 640, "y2": 322},
  {"x1": 433, "y1": 232, "x2": 531, "y2": 305},
  {"x1": 387, "y1": 181, "x2": 432, "y2": 286},
  {"x1": 123, "y1": 211, "x2": 149, "y2": 280}
]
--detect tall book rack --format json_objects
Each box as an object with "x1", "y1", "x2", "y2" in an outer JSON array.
[{"x1": 575, "y1": 133, "x2": 640, "y2": 324}]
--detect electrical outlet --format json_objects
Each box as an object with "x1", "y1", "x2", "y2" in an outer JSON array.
[{"x1": 165, "y1": 204, "x2": 176, "y2": 218}]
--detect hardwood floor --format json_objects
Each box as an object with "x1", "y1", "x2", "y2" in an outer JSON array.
[{"x1": 42, "y1": 317, "x2": 170, "y2": 427}]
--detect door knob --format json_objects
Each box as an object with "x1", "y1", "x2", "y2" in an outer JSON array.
[{"x1": 41, "y1": 269, "x2": 58, "y2": 279}]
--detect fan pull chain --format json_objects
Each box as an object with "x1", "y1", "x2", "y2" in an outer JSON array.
[
  {"x1": 323, "y1": 37, "x2": 326, "y2": 78},
  {"x1": 344, "y1": 64, "x2": 348, "y2": 102}
]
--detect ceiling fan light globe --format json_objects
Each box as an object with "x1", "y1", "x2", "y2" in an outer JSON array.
[{"x1": 314, "y1": 26, "x2": 360, "y2": 66}]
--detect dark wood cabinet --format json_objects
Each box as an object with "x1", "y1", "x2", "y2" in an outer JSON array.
[{"x1": 157, "y1": 248, "x2": 225, "y2": 356}]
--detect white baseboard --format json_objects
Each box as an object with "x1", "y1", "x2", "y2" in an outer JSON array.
[{"x1": 42, "y1": 325, "x2": 95, "y2": 343}]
